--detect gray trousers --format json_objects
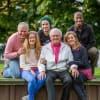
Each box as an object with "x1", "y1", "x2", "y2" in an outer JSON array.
[
  {"x1": 88, "y1": 47, "x2": 99, "y2": 74},
  {"x1": 46, "y1": 70, "x2": 72, "y2": 100}
]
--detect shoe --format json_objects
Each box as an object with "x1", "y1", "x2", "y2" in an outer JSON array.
[
  {"x1": 93, "y1": 76, "x2": 96, "y2": 79},
  {"x1": 22, "y1": 95, "x2": 29, "y2": 100}
]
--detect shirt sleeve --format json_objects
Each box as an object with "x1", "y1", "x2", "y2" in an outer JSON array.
[
  {"x1": 38, "y1": 46, "x2": 46, "y2": 72},
  {"x1": 67, "y1": 46, "x2": 78, "y2": 70},
  {"x1": 86, "y1": 25, "x2": 95, "y2": 49},
  {"x1": 20, "y1": 54, "x2": 31, "y2": 70},
  {"x1": 4, "y1": 35, "x2": 19, "y2": 59}
]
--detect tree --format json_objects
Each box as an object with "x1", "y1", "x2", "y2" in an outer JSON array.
[{"x1": 0, "y1": 0, "x2": 100, "y2": 48}]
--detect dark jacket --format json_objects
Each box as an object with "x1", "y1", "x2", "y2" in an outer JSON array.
[
  {"x1": 68, "y1": 23, "x2": 95, "y2": 49},
  {"x1": 38, "y1": 30, "x2": 50, "y2": 46},
  {"x1": 72, "y1": 46, "x2": 91, "y2": 69}
]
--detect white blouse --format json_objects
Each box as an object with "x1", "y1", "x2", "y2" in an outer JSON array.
[{"x1": 20, "y1": 49, "x2": 38, "y2": 70}]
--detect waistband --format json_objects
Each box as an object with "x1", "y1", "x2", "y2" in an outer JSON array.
[{"x1": 20, "y1": 67, "x2": 38, "y2": 72}]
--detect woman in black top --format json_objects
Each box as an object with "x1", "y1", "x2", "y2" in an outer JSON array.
[{"x1": 64, "y1": 31, "x2": 93, "y2": 100}]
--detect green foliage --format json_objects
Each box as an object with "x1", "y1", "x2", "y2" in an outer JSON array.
[{"x1": 0, "y1": 0, "x2": 100, "y2": 47}]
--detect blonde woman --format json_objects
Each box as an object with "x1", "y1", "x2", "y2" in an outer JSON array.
[
  {"x1": 20, "y1": 31, "x2": 45, "y2": 100},
  {"x1": 64, "y1": 31, "x2": 92, "y2": 100}
]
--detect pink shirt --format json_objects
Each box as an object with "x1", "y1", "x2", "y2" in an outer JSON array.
[
  {"x1": 51, "y1": 42, "x2": 61, "y2": 64},
  {"x1": 5, "y1": 32, "x2": 24, "y2": 59}
]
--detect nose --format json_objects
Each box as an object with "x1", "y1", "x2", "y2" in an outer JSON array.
[{"x1": 43, "y1": 24, "x2": 47, "y2": 28}]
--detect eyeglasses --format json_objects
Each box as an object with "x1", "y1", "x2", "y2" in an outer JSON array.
[{"x1": 51, "y1": 35, "x2": 60, "y2": 38}]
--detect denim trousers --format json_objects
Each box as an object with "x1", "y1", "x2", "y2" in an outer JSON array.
[
  {"x1": 21, "y1": 70, "x2": 45, "y2": 100},
  {"x1": 3, "y1": 59, "x2": 20, "y2": 78},
  {"x1": 46, "y1": 70, "x2": 72, "y2": 100},
  {"x1": 72, "y1": 72, "x2": 88, "y2": 100}
]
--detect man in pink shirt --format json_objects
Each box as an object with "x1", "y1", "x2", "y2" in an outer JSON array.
[{"x1": 3, "y1": 22, "x2": 29, "y2": 78}]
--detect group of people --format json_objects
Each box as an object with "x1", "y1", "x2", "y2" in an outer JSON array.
[{"x1": 2, "y1": 11, "x2": 98, "y2": 100}]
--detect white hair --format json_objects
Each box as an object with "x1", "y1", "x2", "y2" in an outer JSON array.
[
  {"x1": 18, "y1": 22, "x2": 29, "y2": 31},
  {"x1": 49, "y1": 28, "x2": 62, "y2": 37}
]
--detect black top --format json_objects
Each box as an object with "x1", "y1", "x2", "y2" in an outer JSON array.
[
  {"x1": 68, "y1": 23, "x2": 95, "y2": 49},
  {"x1": 72, "y1": 46, "x2": 91, "y2": 69},
  {"x1": 38, "y1": 30, "x2": 50, "y2": 46}
]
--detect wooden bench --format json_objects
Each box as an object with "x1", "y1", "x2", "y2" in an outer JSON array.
[{"x1": 0, "y1": 78, "x2": 100, "y2": 100}]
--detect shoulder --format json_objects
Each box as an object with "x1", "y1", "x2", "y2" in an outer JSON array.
[
  {"x1": 7, "y1": 32, "x2": 18, "y2": 44},
  {"x1": 79, "y1": 45, "x2": 87, "y2": 52},
  {"x1": 38, "y1": 30, "x2": 44, "y2": 36},
  {"x1": 83, "y1": 23, "x2": 93, "y2": 30},
  {"x1": 61, "y1": 42, "x2": 71, "y2": 51},
  {"x1": 41, "y1": 43, "x2": 51, "y2": 51},
  {"x1": 67, "y1": 25, "x2": 75, "y2": 31},
  {"x1": 8, "y1": 32, "x2": 18, "y2": 41}
]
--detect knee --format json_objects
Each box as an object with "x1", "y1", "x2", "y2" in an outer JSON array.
[
  {"x1": 29, "y1": 78, "x2": 36, "y2": 86},
  {"x1": 15, "y1": 72, "x2": 20, "y2": 78},
  {"x1": 64, "y1": 77, "x2": 72, "y2": 86},
  {"x1": 88, "y1": 47, "x2": 98, "y2": 56},
  {"x1": 46, "y1": 76, "x2": 53, "y2": 84},
  {"x1": 73, "y1": 75, "x2": 84, "y2": 84}
]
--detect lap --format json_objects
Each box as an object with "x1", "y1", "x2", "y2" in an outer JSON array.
[
  {"x1": 58, "y1": 70, "x2": 72, "y2": 83},
  {"x1": 21, "y1": 70, "x2": 36, "y2": 82}
]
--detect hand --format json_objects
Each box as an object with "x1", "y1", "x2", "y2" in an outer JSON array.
[
  {"x1": 31, "y1": 70, "x2": 36, "y2": 77},
  {"x1": 40, "y1": 58, "x2": 46, "y2": 65},
  {"x1": 39, "y1": 71, "x2": 46, "y2": 80},
  {"x1": 17, "y1": 47, "x2": 25, "y2": 55},
  {"x1": 66, "y1": 65, "x2": 69, "y2": 69},
  {"x1": 72, "y1": 67, "x2": 79, "y2": 78}
]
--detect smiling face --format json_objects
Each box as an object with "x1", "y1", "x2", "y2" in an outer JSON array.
[
  {"x1": 67, "y1": 34, "x2": 76, "y2": 47},
  {"x1": 28, "y1": 33, "x2": 36, "y2": 48},
  {"x1": 18, "y1": 26, "x2": 28, "y2": 41},
  {"x1": 74, "y1": 13, "x2": 83, "y2": 29},
  {"x1": 42, "y1": 20, "x2": 50, "y2": 35},
  {"x1": 50, "y1": 30, "x2": 61, "y2": 46}
]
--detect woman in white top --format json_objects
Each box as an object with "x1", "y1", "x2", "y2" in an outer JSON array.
[{"x1": 20, "y1": 31, "x2": 45, "y2": 100}]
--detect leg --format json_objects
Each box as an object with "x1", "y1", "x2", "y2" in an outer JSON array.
[
  {"x1": 58, "y1": 70, "x2": 72, "y2": 100},
  {"x1": 88, "y1": 47, "x2": 99, "y2": 74},
  {"x1": 3, "y1": 59, "x2": 20, "y2": 78},
  {"x1": 46, "y1": 70, "x2": 57, "y2": 100},
  {"x1": 33, "y1": 71, "x2": 45, "y2": 95},
  {"x1": 21, "y1": 71, "x2": 36, "y2": 100},
  {"x1": 72, "y1": 72, "x2": 87, "y2": 100}
]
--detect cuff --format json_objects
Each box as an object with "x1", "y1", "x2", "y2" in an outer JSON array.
[{"x1": 70, "y1": 64, "x2": 78, "y2": 70}]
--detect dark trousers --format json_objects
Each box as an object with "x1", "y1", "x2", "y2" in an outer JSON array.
[
  {"x1": 72, "y1": 72, "x2": 88, "y2": 100},
  {"x1": 88, "y1": 47, "x2": 99, "y2": 74},
  {"x1": 46, "y1": 70, "x2": 72, "y2": 100}
]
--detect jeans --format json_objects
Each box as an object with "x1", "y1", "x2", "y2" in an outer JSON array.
[
  {"x1": 72, "y1": 72, "x2": 88, "y2": 100},
  {"x1": 46, "y1": 70, "x2": 72, "y2": 100},
  {"x1": 3, "y1": 59, "x2": 20, "y2": 78},
  {"x1": 21, "y1": 70, "x2": 45, "y2": 100}
]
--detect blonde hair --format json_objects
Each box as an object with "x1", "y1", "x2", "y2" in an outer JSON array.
[
  {"x1": 64, "y1": 31, "x2": 81, "y2": 48},
  {"x1": 23, "y1": 31, "x2": 40, "y2": 60}
]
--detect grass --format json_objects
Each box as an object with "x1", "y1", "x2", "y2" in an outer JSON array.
[
  {"x1": 94, "y1": 67, "x2": 100, "y2": 78},
  {"x1": 0, "y1": 64, "x2": 4, "y2": 78},
  {"x1": 0, "y1": 64, "x2": 100, "y2": 78}
]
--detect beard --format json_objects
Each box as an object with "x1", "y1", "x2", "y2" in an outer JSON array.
[{"x1": 76, "y1": 22, "x2": 82, "y2": 30}]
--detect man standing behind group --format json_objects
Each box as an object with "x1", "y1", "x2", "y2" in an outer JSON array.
[
  {"x1": 68, "y1": 12, "x2": 98, "y2": 77},
  {"x1": 38, "y1": 16, "x2": 51, "y2": 46},
  {"x1": 3, "y1": 22, "x2": 29, "y2": 78}
]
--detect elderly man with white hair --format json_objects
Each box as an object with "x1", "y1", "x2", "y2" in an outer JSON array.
[
  {"x1": 3, "y1": 22, "x2": 29, "y2": 78},
  {"x1": 38, "y1": 28, "x2": 79, "y2": 100}
]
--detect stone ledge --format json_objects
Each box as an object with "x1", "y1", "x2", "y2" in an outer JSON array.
[{"x1": 0, "y1": 78, "x2": 100, "y2": 85}]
